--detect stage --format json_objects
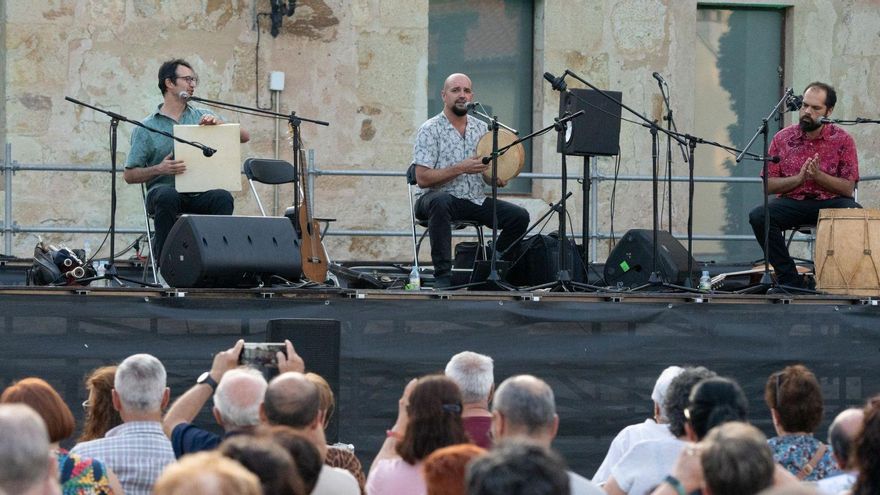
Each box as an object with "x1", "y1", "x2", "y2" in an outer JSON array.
[{"x1": 1, "y1": 257, "x2": 879, "y2": 475}]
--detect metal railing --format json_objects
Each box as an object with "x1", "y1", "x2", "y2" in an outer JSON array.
[{"x1": 3, "y1": 142, "x2": 876, "y2": 260}]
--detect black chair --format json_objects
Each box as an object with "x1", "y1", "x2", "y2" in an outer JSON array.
[{"x1": 242, "y1": 158, "x2": 334, "y2": 237}]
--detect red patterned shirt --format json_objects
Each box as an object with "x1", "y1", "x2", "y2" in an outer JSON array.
[{"x1": 766, "y1": 123, "x2": 859, "y2": 200}]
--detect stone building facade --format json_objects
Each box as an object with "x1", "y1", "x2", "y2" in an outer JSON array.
[{"x1": 1, "y1": 0, "x2": 877, "y2": 266}]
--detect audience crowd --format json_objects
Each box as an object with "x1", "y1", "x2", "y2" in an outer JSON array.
[{"x1": 0, "y1": 342, "x2": 877, "y2": 495}]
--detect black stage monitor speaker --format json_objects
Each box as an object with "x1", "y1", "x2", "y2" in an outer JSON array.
[
  {"x1": 160, "y1": 215, "x2": 302, "y2": 288},
  {"x1": 267, "y1": 318, "x2": 341, "y2": 443},
  {"x1": 557, "y1": 88, "x2": 622, "y2": 157},
  {"x1": 604, "y1": 229, "x2": 695, "y2": 288}
]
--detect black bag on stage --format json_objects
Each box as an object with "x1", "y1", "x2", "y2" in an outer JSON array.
[{"x1": 506, "y1": 233, "x2": 586, "y2": 286}]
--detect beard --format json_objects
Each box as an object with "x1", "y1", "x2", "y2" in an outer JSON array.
[
  {"x1": 450, "y1": 103, "x2": 468, "y2": 117},
  {"x1": 799, "y1": 115, "x2": 823, "y2": 132}
]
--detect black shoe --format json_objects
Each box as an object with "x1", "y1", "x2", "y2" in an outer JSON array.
[{"x1": 433, "y1": 275, "x2": 452, "y2": 290}]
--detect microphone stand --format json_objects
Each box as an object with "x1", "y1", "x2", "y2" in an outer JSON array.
[
  {"x1": 560, "y1": 70, "x2": 701, "y2": 291},
  {"x1": 64, "y1": 96, "x2": 216, "y2": 288},
  {"x1": 656, "y1": 78, "x2": 690, "y2": 238}
]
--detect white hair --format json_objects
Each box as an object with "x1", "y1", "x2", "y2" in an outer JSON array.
[
  {"x1": 445, "y1": 351, "x2": 494, "y2": 404},
  {"x1": 0, "y1": 404, "x2": 52, "y2": 494},
  {"x1": 115, "y1": 353, "x2": 167, "y2": 413},
  {"x1": 213, "y1": 368, "x2": 268, "y2": 428},
  {"x1": 651, "y1": 366, "x2": 684, "y2": 421}
]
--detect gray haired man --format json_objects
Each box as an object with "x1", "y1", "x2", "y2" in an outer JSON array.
[
  {"x1": 445, "y1": 350, "x2": 494, "y2": 448},
  {"x1": 71, "y1": 353, "x2": 175, "y2": 495},
  {"x1": 0, "y1": 404, "x2": 60, "y2": 495},
  {"x1": 491, "y1": 375, "x2": 603, "y2": 495}
]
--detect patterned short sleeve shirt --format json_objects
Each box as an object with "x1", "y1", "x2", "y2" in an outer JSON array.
[
  {"x1": 412, "y1": 112, "x2": 488, "y2": 205},
  {"x1": 766, "y1": 123, "x2": 859, "y2": 200}
]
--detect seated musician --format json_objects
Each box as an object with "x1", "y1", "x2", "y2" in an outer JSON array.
[
  {"x1": 123, "y1": 58, "x2": 250, "y2": 264},
  {"x1": 748, "y1": 81, "x2": 860, "y2": 289},
  {"x1": 411, "y1": 73, "x2": 530, "y2": 288}
]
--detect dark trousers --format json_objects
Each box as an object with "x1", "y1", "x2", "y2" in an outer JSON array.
[
  {"x1": 749, "y1": 196, "x2": 860, "y2": 285},
  {"x1": 147, "y1": 186, "x2": 234, "y2": 262},
  {"x1": 415, "y1": 191, "x2": 530, "y2": 277}
]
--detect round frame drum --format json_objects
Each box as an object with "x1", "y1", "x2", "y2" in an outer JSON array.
[
  {"x1": 815, "y1": 208, "x2": 880, "y2": 296},
  {"x1": 476, "y1": 129, "x2": 524, "y2": 182}
]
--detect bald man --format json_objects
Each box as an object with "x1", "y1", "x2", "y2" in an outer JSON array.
[
  {"x1": 817, "y1": 408, "x2": 863, "y2": 495},
  {"x1": 412, "y1": 73, "x2": 529, "y2": 288}
]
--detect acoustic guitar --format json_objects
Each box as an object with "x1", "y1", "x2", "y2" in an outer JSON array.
[{"x1": 291, "y1": 127, "x2": 329, "y2": 282}]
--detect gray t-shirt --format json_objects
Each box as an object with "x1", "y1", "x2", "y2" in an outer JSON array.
[
  {"x1": 609, "y1": 437, "x2": 685, "y2": 495},
  {"x1": 411, "y1": 112, "x2": 488, "y2": 205}
]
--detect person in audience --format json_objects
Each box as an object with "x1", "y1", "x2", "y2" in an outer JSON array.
[
  {"x1": 651, "y1": 377, "x2": 779, "y2": 495},
  {"x1": 1, "y1": 377, "x2": 123, "y2": 495},
  {"x1": 850, "y1": 395, "x2": 880, "y2": 495},
  {"x1": 152, "y1": 451, "x2": 261, "y2": 495},
  {"x1": 260, "y1": 425, "x2": 325, "y2": 495},
  {"x1": 78, "y1": 366, "x2": 122, "y2": 443},
  {"x1": 764, "y1": 365, "x2": 839, "y2": 481},
  {"x1": 816, "y1": 408, "x2": 862, "y2": 495},
  {"x1": 758, "y1": 487, "x2": 819, "y2": 495},
  {"x1": 305, "y1": 371, "x2": 366, "y2": 493},
  {"x1": 70, "y1": 354, "x2": 175, "y2": 495},
  {"x1": 700, "y1": 422, "x2": 776, "y2": 495},
  {"x1": 367, "y1": 375, "x2": 470, "y2": 495},
  {"x1": 262, "y1": 371, "x2": 360, "y2": 495},
  {"x1": 445, "y1": 351, "x2": 495, "y2": 448},
  {"x1": 0, "y1": 403, "x2": 61, "y2": 495},
  {"x1": 491, "y1": 374, "x2": 603, "y2": 495},
  {"x1": 423, "y1": 443, "x2": 487, "y2": 495},
  {"x1": 466, "y1": 439, "x2": 570, "y2": 495},
  {"x1": 603, "y1": 366, "x2": 715, "y2": 495},
  {"x1": 218, "y1": 435, "x2": 305, "y2": 495},
  {"x1": 594, "y1": 366, "x2": 685, "y2": 485},
  {"x1": 162, "y1": 340, "x2": 294, "y2": 457}
]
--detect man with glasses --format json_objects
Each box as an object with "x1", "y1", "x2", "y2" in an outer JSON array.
[{"x1": 123, "y1": 58, "x2": 250, "y2": 266}]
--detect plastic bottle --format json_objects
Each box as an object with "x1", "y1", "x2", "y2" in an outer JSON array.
[
  {"x1": 698, "y1": 270, "x2": 711, "y2": 292},
  {"x1": 93, "y1": 261, "x2": 107, "y2": 287},
  {"x1": 406, "y1": 266, "x2": 421, "y2": 290}
]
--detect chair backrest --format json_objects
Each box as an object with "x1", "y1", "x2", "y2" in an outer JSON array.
[
  {"x1": 406, "y1": 163, "x2": 420, "y2": 186},
  {"x1": 243, "y1": 158, "x2": 297, "y2": 185}
]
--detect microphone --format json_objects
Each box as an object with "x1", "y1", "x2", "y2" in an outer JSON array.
[
  {"x1": 819, "y1": 116, "x2": 835, "y2": 124},
  {"x1": 466, "y1": 101, "x2": 480, "y2": 110},
  {"x1": 785, "y1": 94, "x2": 803, "y2": 112},
  {"x1": 202, "y1": 147, "x2": 216, "y2": 157},
  {"x1": 652, "y1": 72, "x2": 666, "y2": 85},
  {"x1": 179, "y1": 91, "x2": 191, "y2": 100},
  {"x1": 543, "y1": 72, "x2": 567, "y2": 92}
]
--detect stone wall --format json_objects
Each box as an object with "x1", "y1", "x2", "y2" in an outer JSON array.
[{"x1": 1, "y1": 0, "x2": 878, "y2": 267}]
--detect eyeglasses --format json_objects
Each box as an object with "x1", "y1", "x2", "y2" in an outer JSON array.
[
  {"x1": 175, "y1": 75, "x2": 199, "y2": 85},
  {"x1": 81, "y1": 400, "x2": 90, "y2": 412}
]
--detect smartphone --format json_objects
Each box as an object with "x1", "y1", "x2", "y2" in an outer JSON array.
[{"x1": 238, "y1": 342, "x2": 286, "y2": 377}]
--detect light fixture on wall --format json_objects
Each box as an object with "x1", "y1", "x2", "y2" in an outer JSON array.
[{"x1": 270, "y1": 0, "x2": 296, "y2": 37}]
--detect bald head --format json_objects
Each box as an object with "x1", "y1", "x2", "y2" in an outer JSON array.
[
  {"x1": 828, "y1": 407, "x2": 864, "y2": 469},
  {"x1": 493, "y1": 375, "x2": 556, "y2": 438},
  {"x1": 441, "y1": 73, "x2": 473, "y2": 117},
  {"x1": 263, "y1": 372, "x2": 320, "y2": 429},
  {"x1": 214, "y1": 368, "x2": 267, "y2": 429}
]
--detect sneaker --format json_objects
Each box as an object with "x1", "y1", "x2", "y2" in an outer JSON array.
[{"x1": 433, "y1": 275, "x2": 452, "y2": 290}]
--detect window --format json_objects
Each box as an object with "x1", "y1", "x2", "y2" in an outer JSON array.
[
  {"x1": 428, "y1": 0, "x2": 534, "y2": 194},
  {"x1": 693, "y1": 6, "x2": 785, "y2": 262}
]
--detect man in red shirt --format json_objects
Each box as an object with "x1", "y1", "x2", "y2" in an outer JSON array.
[{"x1": 748, "y1": 82, "x2": 860, "y2": 288}]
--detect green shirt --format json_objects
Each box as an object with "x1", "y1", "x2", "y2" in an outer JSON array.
[{"x1": 125, "y1": 103, "x2": 218, "y2": 192}]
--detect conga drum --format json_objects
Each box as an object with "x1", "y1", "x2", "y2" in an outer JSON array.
[
  {"x1": 814, "y1": 208, "x2": 880, "y2": 296},
  {"x1": 476, "y1": 129, "x2": 524, "y2": 183}
]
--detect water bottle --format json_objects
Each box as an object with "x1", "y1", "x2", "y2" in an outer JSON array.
[
  {"x1": 93, "y1": 261, "x2": 107, "y2": 287},
  {"x1": 406, "y1": 266, "x2": 421, "y2": 290},
  {"x1": 698, "y1": 270, "x2": 711, "y2": 292}
]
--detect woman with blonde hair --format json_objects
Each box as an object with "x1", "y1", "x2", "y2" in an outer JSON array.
[{"x1": 78, "y1": 366, "x2": 122, "y2": 442}]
